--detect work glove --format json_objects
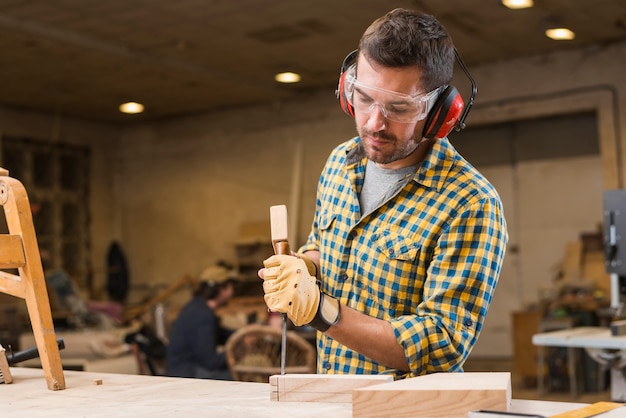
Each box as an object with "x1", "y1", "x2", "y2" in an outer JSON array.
[{"x1": 262, "y1": 254, "x2": 340, "y2": 331}]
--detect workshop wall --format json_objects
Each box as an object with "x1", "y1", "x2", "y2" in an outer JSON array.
[{"x1": 114, "y1": 92, "x2": 355, "y2": 297}]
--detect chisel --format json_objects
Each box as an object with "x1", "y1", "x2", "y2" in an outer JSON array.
[{"x1": 270, "y1": 204, "x2": 290, "y2": 376}]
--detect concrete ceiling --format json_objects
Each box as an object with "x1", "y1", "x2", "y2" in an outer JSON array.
[{"x1": 0, "y1": 0, "x2": 625, "y2": 124}]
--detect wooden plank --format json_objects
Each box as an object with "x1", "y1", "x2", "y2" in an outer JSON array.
[
  {"x1": 0, "y1": 270, "x2": 24, "y2": 298},
  {"x1": 352, "y1": 372, "x2": 511, "y2": 418},
  {"x1": 270, "y1": 374, "x2": 393, "y2": 403},
  {"x1": 0, "y1": 235, "x2": 26, "y2": 269}
]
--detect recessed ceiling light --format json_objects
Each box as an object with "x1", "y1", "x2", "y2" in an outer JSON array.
[
  {"x1": 119, "y1": 101, "x2": 144, "y2": 114},
  {"x1": 502, "y1": 0, "x2": 533, "y2": 9},
  {"x1": 274, "y1": 72, "x2": 301, "y2": 83},
  {"x1": 545, "y1": 28, "x2": 576, "y2": 40}
]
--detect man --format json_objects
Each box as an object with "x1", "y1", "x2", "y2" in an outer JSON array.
[
  {"x1": 260, "y1": 9, "x2": 508, "y2": 379},
  {"x1": 166, "y1": 264, "x2": 236, "y2": 379}
]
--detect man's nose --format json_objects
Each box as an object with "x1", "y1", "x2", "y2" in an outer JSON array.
[{"x1": 364, "y1": 103, "x2": 387, "y2": 131}]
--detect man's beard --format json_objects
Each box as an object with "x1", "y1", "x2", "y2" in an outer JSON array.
[{"x1": 359, "y1": 128, "x2": 421, "y2": 165}]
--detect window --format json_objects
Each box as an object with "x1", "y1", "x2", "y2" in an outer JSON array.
[{"x1": 1, "y1": 137, "x2": 92, "y2": 294}]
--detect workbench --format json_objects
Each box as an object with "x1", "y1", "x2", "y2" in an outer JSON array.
[
  {"x1": 3, "y1": 367, "x2": 625, "y2": 417},
  {"x1": 19, "y1": 329, "x2": 139, "y2": 375},
  {"x1": 533, "y1": 326, "x2": 626, "y2": 401}
]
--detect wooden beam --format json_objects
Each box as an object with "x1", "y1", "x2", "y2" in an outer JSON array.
[
  {"x1": 352, "y1": 372, "x2": 511, "y2": 418},
  {"x1": 0, "y1": 235, "x2": 26, "y2": 269},
  {"x1": 123, "y1": 274, "x2": 198, "y2": 322},
  {"x1": 270, "y1": 374, "x2": 393, "y2": 403}
]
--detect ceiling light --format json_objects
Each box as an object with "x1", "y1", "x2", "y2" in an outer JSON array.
[
  {"x1": 274, "y1": 72, "x2": 301, "y2": 83},
  {"x1": 545, "y1": 28, "x2": 575, "y2": 40},
  {"x1": 119, "y1": 101, "x2": 144, "y2": 114},
  {"x1": 502, "y1": 0, "x2": 533, "y2": 9}
]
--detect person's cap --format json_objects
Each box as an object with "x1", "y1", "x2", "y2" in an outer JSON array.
[{"x1": 199, "y1": 265, "x2": 238, "y2": 286}]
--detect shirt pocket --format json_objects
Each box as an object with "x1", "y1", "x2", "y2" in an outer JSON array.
[
  {"x1": 370, "y1": 229, "x2": 422, "y2": 315},
  {"x1": 318, "y1": 210, "x2": 336, "y2": 231},
  {"x1": 373, "y1": 229, "x2": 420, "y2": 261}
]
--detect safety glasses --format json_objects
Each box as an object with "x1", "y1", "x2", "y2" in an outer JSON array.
[{"x1": 343, "y1": 66, "x2": 442, "y2": 123}]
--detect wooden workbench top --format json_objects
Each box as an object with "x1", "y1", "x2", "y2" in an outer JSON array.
[
  {"x1": 3, "y1": 367, "x2": 352, "y2": 417},
  {"x1": 2, "y1": 368, "x2": 622, "y2": 417}
]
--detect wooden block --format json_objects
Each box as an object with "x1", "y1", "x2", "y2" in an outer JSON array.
[
  {"x1": 270, "y1": 374, "x2": 393, "y2": 403},
  {"x1": 352, "y1": 372, "x2": 511, "y2": 418}
]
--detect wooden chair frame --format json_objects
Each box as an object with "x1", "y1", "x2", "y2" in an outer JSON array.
[
  {"x1": 0, "y1": 168, "x2": 65, "y2": 390},
  {"x1": 225, "y1": 323, "x2": 316, "y2": 383}
]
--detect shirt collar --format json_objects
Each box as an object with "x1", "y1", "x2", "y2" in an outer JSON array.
[
  {"x1": 345, "y1": 137, "x2": 365, "y2": 166},
  {"x1": 414, "y1": 136, "x2": 455, "y2": 192},
  {"x1": 345, "y1": 136, "x2": 456, "y2": 192}
]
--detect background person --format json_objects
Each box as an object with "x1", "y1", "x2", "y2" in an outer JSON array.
[{"x1": 166, "y1": 264, "x2": 237, "y2": 380}]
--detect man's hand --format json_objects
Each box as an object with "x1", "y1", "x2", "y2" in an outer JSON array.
[{"x1": 261, "y1": 254, "x2": 320, "y2": 326}]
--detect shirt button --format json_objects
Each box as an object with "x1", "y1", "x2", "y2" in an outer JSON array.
[
  {"x1": 389, "y1": 248, "x2": 395, "y2": 256},
  {"x1": 341, "y1": 273, "x2": 348, "y2": 281},
  {"x1": 324, "y1": 362, "x2": 332, "y2": 370},
  {"x1": 465, "y1": 319, "x2": 473, "y2": 327}
]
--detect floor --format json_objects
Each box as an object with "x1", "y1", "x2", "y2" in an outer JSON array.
[{"x1": 463, "y1": 357, "x2": 613, "y2": 404}]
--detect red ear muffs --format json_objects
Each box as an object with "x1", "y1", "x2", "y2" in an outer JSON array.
[
  {"x1": 337, "y1": 50, "x2": 359, "y2": 118},
  {"x1": 337, "y1": 68, "x2": 355, "y2": 118},
  {"x1": 422, "y1": 86, "x2": 464, "y2": 139}
]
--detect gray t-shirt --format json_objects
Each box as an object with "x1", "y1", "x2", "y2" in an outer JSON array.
[{"x1": 359, "y1": 159, "x2": 418, "y2": 218}]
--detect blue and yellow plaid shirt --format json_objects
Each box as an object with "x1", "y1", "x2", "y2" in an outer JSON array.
[{"x1": 300, "y1": 136, "x2": 508, "y2": 379}]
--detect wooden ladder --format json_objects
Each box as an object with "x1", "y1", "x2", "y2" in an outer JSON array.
[{"x1": 0, "y1": 167, "x2": 65, "y2": 390}]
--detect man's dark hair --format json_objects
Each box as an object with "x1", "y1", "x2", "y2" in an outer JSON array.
[{"x1": 358, "y1": 8, "x2": 455, "y2": 92}]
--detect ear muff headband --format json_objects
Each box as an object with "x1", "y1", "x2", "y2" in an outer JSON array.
[
  {"x1": 340, "y1": 49, "x2": 359, "y2": 75},
  {"x1": 336, "y1": 49, "x2": 477, "y2": 139}
]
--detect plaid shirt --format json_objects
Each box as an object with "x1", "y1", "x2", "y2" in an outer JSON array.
[{"x1": 300, "y1": 136, "x2": 508, "y2": 379}]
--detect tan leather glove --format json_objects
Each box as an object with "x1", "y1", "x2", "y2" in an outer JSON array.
[
  {"x1": 297, "y1": 253, "x2": 319, "y2": 278},
  {"x1": 262, "y1": 254, "x2": 320, "y2": 326},
  {"x1": 262, "y1": 254, "x2": 341, "y2": 331}
]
